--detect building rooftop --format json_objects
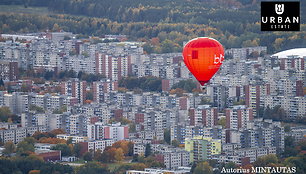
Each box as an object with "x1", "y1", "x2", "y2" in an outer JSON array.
[{"x1": 272, "y1": 48, "x2": 306, "y2": 58}]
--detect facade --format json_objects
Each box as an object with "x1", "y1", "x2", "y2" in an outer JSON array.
[
  {"x1": 87, "y1": 122, "x2": 129, "y2": 141},
  {"x1": 61, "y1": 79, "x2": 86, "y2": 104},
  {"x1": 0, "y1": 125, "x2": 46, "y2": 144},
  {"x1": 79, "y1": 139, "x2": 115, "y2": 155},
  {"x1": 185, "y1": 136, "x2": 221, "y2": 162},
  {"x1": 225, "y1": 105, "x2": 253, "y2": 130},
  {"x1": 0, "y1": 61, "x2": 18, "y2": 81}
]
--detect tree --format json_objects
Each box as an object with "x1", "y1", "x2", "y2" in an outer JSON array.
[
  {"x1": 73, "y1": 143, "x2": 82, "y2": 157},
  {"x1": 169, "y1": 88, "x2": 186, "y2": 97},
  {"x1": 253, "y1": 154, "x2": 278, "y2": 167},
  {"x1": 17, "y1": 141, "x2": 35, "y2": 156},
  {"x1": 39, "y1": 137, "x2": 66, "y2": 144},
  {"x1": 298, "y1": 139, "x2": 306, "y2": 151},
  {"x1": 224, "y1": 162, "x2": 237, "y2": 169},
  {"x1": 200, "y1": 97, "x2": 211, "y2": 105},
  {"x1": 29, "y1": 170, "x2": 40, "y2": 174},
  {"x1": 24, "y1": 137, "x2": 36, "y2": 145},
  {"x1": 3, "y1": 141, "x2": 16, "y2": 156},
  {"x1": 0, "y1": 78, "x2": 4, "y2": 86},
  {"x1": 77, "y1": 162, "x2": 110, "y2": 174},
  {"x1": 164, "y1": 129, "x2": 171, "y2": 144},
  {"x1": 171, "y1": 140, "x2": 180, "y2": 147},
  {"x1": 284, "y1": 125, "x2": 291, "y2": 132},
  {"x1": 52, "y1": 144, "x2": 72, "y2": 156},
  {"x1": 145, "y1": 143, "x2": 151, "y2": 157},
  {"x1": 0, "y1": 106, "x2": 12, "y2": 122},
  {"x1": 114, "y1": 148, "x2": 124, "y2": 161},
  {"x1": 29, "y1": 105, "x2": 44, "y2": 113},
  {"x1": 67, "y1": 137, "x2": 73, "y2": 145},
  {"x1": 171, "y1": 79, "x2": 197, "y2": 93},
  {"x1": 111, "y1": 140, "x2": 130, "y2": 156},
  {"x1": 282, "y1": 136, "x2": 298, "y2": 157},
  {"x1": 218, "y1": 117, "x2": 226, "y2": 128},
  {"x1": 83, "y1": 151, "x2": 93, "y2": 161},
  {"x1": 194, "y1": 161, "x2": 213, "y2": 174},
  {"x1": 129, "y1": 123, "x2": 136, "y2": 133},
  {"x1": 52, "y1": 105, "x2": 67, "y2": 114},
  {"x1": 127, "y1": 141, "x2": 134, "y2": 156}
]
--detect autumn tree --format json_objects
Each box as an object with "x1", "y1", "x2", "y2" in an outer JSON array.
[
  {"x1": 111, "y1": 140, "x2": 130, "y2": 155},
  {"x1": 114, "y1": 148, "x2": 124, "y2": 161},
  {"x1": 3, "y1": 141, "x2": 16, "y2": 156},
  {"x1": 39, "y1": 137, "x2": 66, "y2": 144},
  {"x1": 50, "y1": 129, "x2": 66, "y2": 136},
  {"x1": 28, "y1": 170, "x2": 40, "y2": 174},
  {"x1": 93, "y1": 149, "x2": 103, "y2": 161}
]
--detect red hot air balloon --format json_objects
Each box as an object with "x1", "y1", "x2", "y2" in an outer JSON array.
[{"x1": 183, "y1": 37, "x2": 224, "y2": 86}]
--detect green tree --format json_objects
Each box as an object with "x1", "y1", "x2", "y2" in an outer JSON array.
[
  {"x1": 129, "y1": 123, "x2": 136, "y2": 133},
  {"x1": 164, "y1": 128, "x2": 171, "y2": 144},
  {"x1": 200, "y1": 97, "x2": 211, "y2": 105},
  {"x1": 298, "y1": 139, "x2": 306, "y2": 151},
  {"x1": 253, "y1": 154, "x2": 278, "y2": 167},
  {"x1": 171, "y1": 79, "x2": 197, "y2": 93},
  {"x1": 53, "y1": 105, "x2": 67, "y2": 114},
  {"x1": 218, "y1": 117, "x2": 226, "y2": 128},
  {"x1": 16, "y1": 141, "x2": 35, "y2": 156},
  {"x1": 83, "y1": 151, "x2": 93, "y2": 161},
  {"x1": 127, "y1": 141, "x2": 134, "y2": 156},
  {"x1": 29, "y1": 105, "x2": 44, "y2": 113},
  {"x1": 3, "y1": 141, "x2": 16, "y2": 156},
  {"x1": 52, "y1": 144, "x2": 72, "y2": 156},
  {"x1": 171, "y1": 140, "x2": 180, "y2": 147},
  {"x1": 282, "y1": 136, "x2": 298, "y2": 157},
  {"x1": 145, "y1": 143, "x2": 151, "y2": 157},
  {"x1": 77, "y1": 162, "x2": 110, "y2": 174},
  {"x1": 224, "y1": 162, "x2": 237, "y2": 169},
  {"x1": 0, "y1": 79, "x2": 4, "y2": 86},
  {"x1": 0, "y1": 106, "x2": 12, "y2": 122},
  {"x1": 194, "y1": 161, "x2": 213, "y2": 174},
  {"x1": 24, "y1": 137, "x2": 36, "y2": 145},
  {"x1": 66, "y1": 137, "x2": 73, "y2": 145},
  {"x1": 73, "y1": 143, "x2": 82, "y2": 157}
]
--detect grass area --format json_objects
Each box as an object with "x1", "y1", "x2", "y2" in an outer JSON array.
[
  {"x1": 66, "y1": 159, "x2": 135, "y2": 172},
  {"x1": 105, "y1": 163, "x2": 124, "y2": 172},
  {"x1": 0, "y1": 5, "x2": 51, "y2": 15},
  {"x1": 105, "y1": 162, "x2": 136, "y2": 172},
  {"x1": 71, "y1": 159, "x2": 86, "y2": 164}
]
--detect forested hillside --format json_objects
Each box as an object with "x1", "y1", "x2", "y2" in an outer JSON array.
[{"x1": 0, "y1": 0, "x2": 305, "y2": 53}]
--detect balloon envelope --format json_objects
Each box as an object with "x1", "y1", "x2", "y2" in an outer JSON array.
[{"x1": 183, "y1": 37, "x2": 224, "y2": 86}]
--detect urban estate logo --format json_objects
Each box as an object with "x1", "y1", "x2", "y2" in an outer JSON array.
[
  {"x1": 275, "y1": 4, "x2": 284, "y2": 15},
  {"x1": 261, "y1": 1, "x2": 300, "y2": 31}
]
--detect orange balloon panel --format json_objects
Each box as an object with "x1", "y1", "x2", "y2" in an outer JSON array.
[{"x1": 183, "y1": 37, "x2": 224, "y2": 86}]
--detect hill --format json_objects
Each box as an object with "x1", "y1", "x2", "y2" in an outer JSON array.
[{"x1": 0, "y1": 0, "x2": 305, "y2": 53}]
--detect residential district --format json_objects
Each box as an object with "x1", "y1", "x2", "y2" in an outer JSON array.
[{"x1": 0, "y1": 32, "x2": 305, "y2": 174}]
